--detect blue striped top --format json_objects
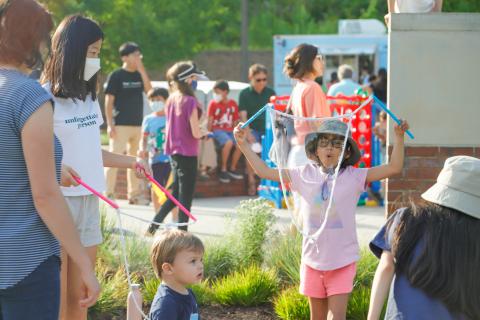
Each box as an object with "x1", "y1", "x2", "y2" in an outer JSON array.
[{"x1": 0, "y1": 69, "x2": 62, "y2": 289}]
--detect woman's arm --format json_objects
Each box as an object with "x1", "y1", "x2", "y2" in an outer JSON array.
[
  {"x1": 22, "y1": 102, "x2": 100, "y2": 308},
  {"x1": 233, "y1": 124, "x2": 285, "y2": 182},
  {"x1": 101, "y1": 150, "x2": 151, "y2": 178},
  {"x1": 368, "y1": 251, "x2": 395, "y2": 320},
  {"x1": 366, "y1": 120, "x2": 409, "y2": 183}
]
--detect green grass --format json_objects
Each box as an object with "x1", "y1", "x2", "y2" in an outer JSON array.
[
  {"x1": 274, "y1": 286, "x2": 309, "y2": 320},
  {"x1": 202, "y1": 239, "x2": 237, "y2": 280},
  {"x1": 212, "y1": 265, "x2": 278, "y2": 306},
  {"x1": 264, "y1": 231, "x2": 302, "y2": 285}
]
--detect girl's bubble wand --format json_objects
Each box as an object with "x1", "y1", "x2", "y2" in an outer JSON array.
[{"x1": 240, "y1": 104, "x2": 271, "y2": 129}]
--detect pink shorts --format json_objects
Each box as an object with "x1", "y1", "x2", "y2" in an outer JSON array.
[{"x1": 299, "y1": 262, "x2": 357, "y2": 298}]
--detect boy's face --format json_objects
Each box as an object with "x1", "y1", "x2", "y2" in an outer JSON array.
[
  {"x1": 168, "y1": 249, "x2": 204, "y2": 286},
  {"x1": 315, "y1": 134, "x2": 350, "y2": 169},
  {"x1": 121, "y1": 50, "x2": 142, "y2": 69},
  {"x1": 213, "y1": 88, "x2": 228, "y2": 100}
]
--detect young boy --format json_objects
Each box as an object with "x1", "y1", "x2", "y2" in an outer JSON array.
[
  {"x1": 139, "y1": 88, "x2": 178, "y2": 220},
  {"x1": 207, "y1": 80, "x2": 243, "y2": 183},
  {"x1": 149, "y1": 229, "x2": 204, "y2": 320}
]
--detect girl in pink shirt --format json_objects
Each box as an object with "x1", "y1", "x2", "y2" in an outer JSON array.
[
  {"x1": 284, "y1": 44, "x2": 331, "y2": 167},
  {"x1": 234, "y1": 118, "x2": 409, "y2": 320}
]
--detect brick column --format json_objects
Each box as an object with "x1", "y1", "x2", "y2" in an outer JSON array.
[{"x1": 386, "y1": 146, "x2": 480, "y2": 215}]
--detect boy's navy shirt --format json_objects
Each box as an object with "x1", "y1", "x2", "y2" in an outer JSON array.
[{"x1": 149, "y1": 283, "x2": 199, "y2": 320}]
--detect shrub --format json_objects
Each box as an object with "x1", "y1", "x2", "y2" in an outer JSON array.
[
  {"x1": 89, "y1": 262, "x2": 132, "y2": 317},
  {"x1": 274, "y1": 286, "x2": 309, "y2": 320},
  {"x1": 142, "y1": 277, "x2": 161, "y2": 305},
  {"x1": 265, "y1": 231, "x2": 302, "y2": 285},
  {"x1": 202, "y1": 239, "x2": 237, "y2": 280},
  {"x1": 233, "y1": 198, "x2": 276, "y2": 267},
  {"x1": 190, "y1": 280, "x2": 215, "y2": 306},
  {"x1": 212, "y1": 265, "x2": 278, "y2": 306}
]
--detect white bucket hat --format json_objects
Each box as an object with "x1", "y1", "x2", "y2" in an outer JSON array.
[{"x1": 421, "y1": 156, "x2": 480, "y2": 219}]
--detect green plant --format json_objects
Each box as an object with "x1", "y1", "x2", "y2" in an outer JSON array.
[
  {"x1": 203, "y1": 239, "x2": 237, "y2": 280},
  {"x1": 98, "y1": 210, "x2": 154, "y2": 279},
  {"x1": 89, "y1": 262, "x2": 132, "y2": 317},
  {"x1": 265, "y1": 231, "x2": 302, "y2": 285},
  {"x1": 142, "y1": 277, "x2": 161, "y2": 305},
  {"x1": 233, "y1": 198, "x2": 276, "y2": 267},
  {"x1": 212, "y1": 265, "x2": 278, "y2": 306},
  {"x1": 274, "y1": 286, "x2": 309, "y2": 320},
  {"x1": 190, "y1": 280, "x2": 214, "y2": 306}
]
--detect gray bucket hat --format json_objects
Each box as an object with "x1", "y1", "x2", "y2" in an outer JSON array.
[
  {"x1": 421, "y1": 156, "x2": 480, "y2": 219},
  {"x1": 304, "y1": 119, "x2": 361, "y2": 166}
]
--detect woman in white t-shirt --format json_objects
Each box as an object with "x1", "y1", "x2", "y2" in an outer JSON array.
[{"x1": 41, "y1": 15, "x2": 149, "y2": 319}]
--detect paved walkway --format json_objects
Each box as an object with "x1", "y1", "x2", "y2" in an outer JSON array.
[{"x1": 104, "y1": 196, "x2": 386, "y2": 247}]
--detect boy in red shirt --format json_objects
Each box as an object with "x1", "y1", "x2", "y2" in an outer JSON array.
[{"x1": 207, "y1": 80, "x2": 243, "y2": 183}]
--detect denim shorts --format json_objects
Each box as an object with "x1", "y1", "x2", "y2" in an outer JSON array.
[
  {"x1": 0, "y1": 255, "x2": 60, "y2": 320},
  {"x1": 212, "y1": 130, "x2": 235, "y2": 147}
]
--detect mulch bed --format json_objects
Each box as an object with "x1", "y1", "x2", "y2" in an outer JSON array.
[{"x1": 200, "y1": 304, "x2": 278, "y2": 320}]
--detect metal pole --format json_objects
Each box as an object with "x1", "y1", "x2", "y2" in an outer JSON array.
[{"x1": 241, "y1": 0, "x2": 249, "y2": 82}]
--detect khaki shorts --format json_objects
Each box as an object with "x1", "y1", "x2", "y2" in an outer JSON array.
[{"x1": 64, "y1": 195, "x2": 102, "y2": 247}]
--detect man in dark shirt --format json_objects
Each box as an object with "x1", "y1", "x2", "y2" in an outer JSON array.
[
  {"x1": 104, "y1": 42, "x2": 152, "y2": 203},
  {"x1": 238, "y1": 63, "x2": 276, "y2": 195}
]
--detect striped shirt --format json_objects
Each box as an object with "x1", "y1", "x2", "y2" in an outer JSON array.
[{"x1": 0, "y1": 69, "x2": 62, "y2": 289}]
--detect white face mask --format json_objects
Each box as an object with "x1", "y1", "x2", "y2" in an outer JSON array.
[
  {"x1": 213, "y1": 93, "x2": 222, "y2": 102},
  {"x1": 150, "y1": 101, "x2": 165, "y2": 112},
  {"x1": 84, "y1": 57, "x2": 101, "y2": 81}
]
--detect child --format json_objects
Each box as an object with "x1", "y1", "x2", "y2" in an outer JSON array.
[
  {"x1": 368, "y1": 156, "x2": 480, "y2": 320},
  {"x1": 149, "y1": 229, "x2": 204, "y2": 320},
  {"x1": 42, "y1": 15, "x2": 149, "y2": 319},
  {"x1": 234, "y1": 118, "x2": 409, "y2": 319},
  {"x1": 147, "y1": 61, "x2": 205, "y2": 234},
  {"x1": 207, "y1": 80, "x2": 243, "y2": 183}
]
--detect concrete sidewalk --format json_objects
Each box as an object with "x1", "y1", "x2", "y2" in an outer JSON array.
[{"x1": 104, "y1": 196, "x2": 386, "y2": 246}]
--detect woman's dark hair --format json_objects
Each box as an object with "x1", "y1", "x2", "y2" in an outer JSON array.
[
  {"x1": 330, "y1": 72, "x2": 338, "y2": 83},
  {"x1": 305, "y1": 133, "x2": 352, "y2": 169},
  {"x1": 213, "y1": 80, "x2": 229, "y2": 92},
  {"x1": 390, "y1": 202, "x2": 480, "y2": 318},
  {"x1": 148, "y1": 87, "x2": 169, "y2": 100},
  {"x1": 0, "y1": 0, "x2": 53, "y2": 69},
  {"x1": 283, "y1": 43, "x2": 318, "y2": 79},
  {"x1": 166, "y1": 61, "x2": 196, "y2": 97},
  {"x1": 42, "y1": 15, "x2": 104, "y2": 101}
]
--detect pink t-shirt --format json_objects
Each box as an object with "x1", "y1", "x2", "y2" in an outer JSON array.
[
  {"x1": 164, "y1": 92, "x2": 201, "y2": 157},
  {"x1": 290, "y1": 79, "x2": 330, "y2": 144},
  {"x1": 288, "y1": 164, "x2": 368, "y2": 271}
]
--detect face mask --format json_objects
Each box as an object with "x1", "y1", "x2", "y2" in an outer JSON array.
[
  {"x1": 150, "y1": 101, "x2": 165, "y2": 112},
  {"x1": 213, "y1": 93, "x2": 222, "y2": 102},
  {"x1": 191, "y1": 80, "x2": 198, "y2": 90},
  {"x1": 84, "y1": 57, "x2": 101, "y2": 81}
]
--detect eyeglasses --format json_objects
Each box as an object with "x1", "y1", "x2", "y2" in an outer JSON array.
[
  {"x1": 317, "y1": 137, "x2": 344, "y2": 149},
  {"x1": 316, "y1": 54, "x2": 324, "y2": 62},
  {"x1": 255, "y1": 78, "x2": 267, "y2": 83}
]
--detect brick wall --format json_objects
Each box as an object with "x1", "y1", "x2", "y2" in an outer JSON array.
[
  {"x1": 386, "y1": 146, "x2": 480, "y2": 214},
  {"x1": 113, "y1": 152, "x2": 250, "y2": 200}
]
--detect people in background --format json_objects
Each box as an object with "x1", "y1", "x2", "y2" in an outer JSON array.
[
  {"x1": 239, "y1": 63, "x2": 276, "y2": 195},
  {"x1": 104, "y1": 41, "x2": 152, "y2": 204},
  {"x1": 207, "y1": 80, "x2": 243, "y2": 183},
  {"x1": 327, "y1": 64, "x2": 361, "y2": 97}
]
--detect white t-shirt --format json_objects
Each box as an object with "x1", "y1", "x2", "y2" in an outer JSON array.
[
  {"x1": 394, "y1": 0, "x2": 435, "y2": 13},
  {"x1": 44, "y1": 84, "x2": 106, "y2": 196}
]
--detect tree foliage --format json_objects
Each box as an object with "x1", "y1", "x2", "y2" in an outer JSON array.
[{"x1": 41, "y1": 0, "x2": 480, "y2": 72}]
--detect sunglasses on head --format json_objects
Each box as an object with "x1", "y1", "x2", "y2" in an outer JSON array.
[{"x1": 255, "y1": 78, "x2": 267, "y2": 83}]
